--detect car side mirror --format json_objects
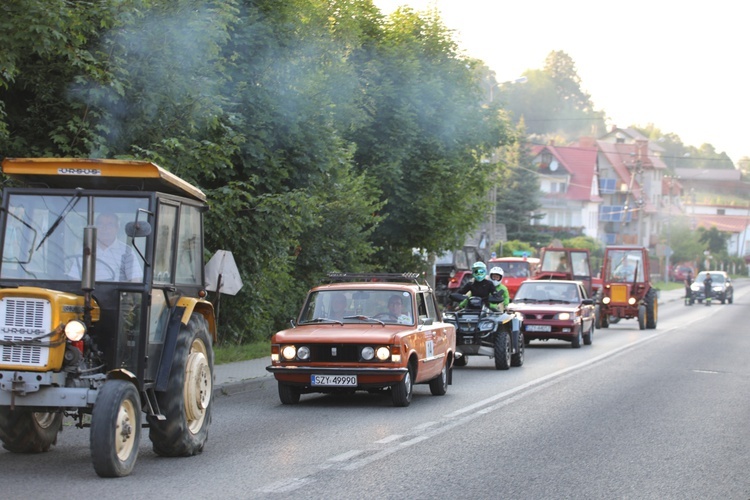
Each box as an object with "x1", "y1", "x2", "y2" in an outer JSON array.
[
  {"x1": 420, "y1": 317, "x2": 434, "y2": 326},
  {"x1": 582, "y1": 298, "x2": 594, "y2": 305}
]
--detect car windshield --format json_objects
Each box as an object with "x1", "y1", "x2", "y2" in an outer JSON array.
[
  {"x1": 514, "y1": 282, "x2": 580, "y2": 303},
  {"x1": 696, "y1": 272, "x2": 724, "y2": 283},
  {"x1": 493, "y1": 261, "x2": 531, "y2": 278},
  {"x1": 299, "y1": 289, "x2": 415, "y2": 325}
]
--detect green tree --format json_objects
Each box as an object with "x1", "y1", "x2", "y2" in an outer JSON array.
[
  {"x1": 698, "y1": 226, "x2": 730, "y2": 255},
  {"x1": 495, "y1": 130, "x2": 543, "y2": 242},
  {"x1": 498, "y1": 50, "x2": 605, "y2": 142}
]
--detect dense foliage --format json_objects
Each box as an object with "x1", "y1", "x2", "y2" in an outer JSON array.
[{"x1": 0, "y1": 0, "x2": 512, "y2": 342}]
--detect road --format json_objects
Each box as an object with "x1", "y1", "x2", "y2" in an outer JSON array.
[{"x1": 2, "y1": 282, "x2": 750, "y2": 499}]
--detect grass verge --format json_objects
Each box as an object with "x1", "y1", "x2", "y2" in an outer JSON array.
[{"x1": 214, "y1": 339, "x2": 270, "y2": 365}]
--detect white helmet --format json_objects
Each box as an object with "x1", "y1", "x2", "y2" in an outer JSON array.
[{"x1": 489, "y1": 266, "x2": 504, "y2": 279}]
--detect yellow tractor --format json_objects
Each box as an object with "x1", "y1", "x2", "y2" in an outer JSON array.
[{"x1": 0, "y1": 158, "x2": 217, "y2": 477}]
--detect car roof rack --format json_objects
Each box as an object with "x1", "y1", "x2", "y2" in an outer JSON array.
[{"x1": 326, "y1": 272, "x2": 424, "y2": 285}]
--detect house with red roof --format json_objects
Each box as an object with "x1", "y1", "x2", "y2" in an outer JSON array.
[{"x1": 529, "y1": 141, "x2": 601, "y2": 238}]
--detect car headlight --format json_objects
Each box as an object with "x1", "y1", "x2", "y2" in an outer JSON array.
[
  {"x1": 361, "y1": 346, "x2": 375, "y2": 360},
  {"x1": 713, "y1": 286, "x2": 722, "y2": 291},
  {"x1": 556, "y1": 312, "x2": 571, "y2": 321},
  {"x1": 376, "y1": 346, "x2": 391, "y2": 361},
  {"x1": 297, "y1": 346, "x2": 311, "y2": 360},
  {"x1": 479, "y1": 320, "x2": 495, "y2": 332},
  {"x1": 281, "y1": 345, "x2": 297, "y2": 361},
  {"x1": 64, "y1": 320, "x2": 86, "y2": 341}
]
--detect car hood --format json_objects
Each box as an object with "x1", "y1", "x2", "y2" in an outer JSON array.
[
  {"x1": 273, "y1": 325, "x2": 404, "y2": 344},
  {"x1": 508, "y1": 303, "x2": 579, "y2": 315}
]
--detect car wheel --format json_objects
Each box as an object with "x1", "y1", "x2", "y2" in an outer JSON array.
[
  {"x1": 572, "y1": 327, "x2": 582, "y2": 348},
  {"x1": 278, "y1": 382, "x2": 301, "y2": 404},
  {"x1": 511, "y1": 332, "x2": 525, "y2": 367},
  {"x1": 392, "y1": 362, "x2": 414, "y2": 407},
  {"x1": 0, "y1": 409, "x2": 62, "y2": 453},
  {"x1": 429, "y1": 363, "x2": 448, "y2": 396},
  {"x1": 454, "y1": 355, "x2": 468, "y2": 367},
  {"x1": 90, "y1": 379, "x2": 141, "y2": 478},
  {"x1": 583, "y1": 321, "x2": 593, "y2": 346},
  {"x1": 729, "y1": 293, "x2": 733, "y2": 304},
  {"x1": 494, "y1": 331, "x2": 511, "y2": 370},
  {"x1": 637, "y1": 305, "x2": 646, "y2": 330}
]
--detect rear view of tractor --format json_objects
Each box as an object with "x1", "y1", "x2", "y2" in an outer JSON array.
[
  {"x1": 0, "y1": 158, "x2": 221, "y2": 477},
  {"x1": 595, "y1": 246, "x2": 657, "y2": 330}
]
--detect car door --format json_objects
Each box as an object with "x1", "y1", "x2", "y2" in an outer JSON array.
[
  {"x1": 578, "y1": 283, "x2": 594, "y2": 329},
  {"x1": 413, "y1": 291, "x2": 445, "y2": 381}
]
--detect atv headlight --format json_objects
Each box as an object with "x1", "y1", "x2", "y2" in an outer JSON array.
[
  {"x1": 64, "y1": 320, "x2": 86, "y2": 341},
  {"x1": 479, "y1": 320, "x2": 495, "y2": 332},
  {"x1": 443, "y1": 312, "x2": 456, "y2": 320}
]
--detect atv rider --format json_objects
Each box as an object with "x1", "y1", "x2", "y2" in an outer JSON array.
[
  {"x1": 457, "y1": 262, "x2": 503, "y2": 309},
  {"x1": 489, "y1": 267, "x2": 510, "y2": 310}
]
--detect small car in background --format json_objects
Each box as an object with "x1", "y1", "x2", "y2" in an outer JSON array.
[
  {"x1": 266, "y1": 273, "x2": 456, "y2": 407},
  {"x1": 672, "y1": 262, "x2": 697, "y2": 283},
  {"x1": 508, "y1": 280, "x2": 595, "y2": 348},
  {"x1": 689, "y1": 271, "x2": 733, "y2": 304}
]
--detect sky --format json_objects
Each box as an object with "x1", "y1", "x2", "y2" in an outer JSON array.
[{"x1": 373, "y1": 0, "x2": 749, "y2": 164}]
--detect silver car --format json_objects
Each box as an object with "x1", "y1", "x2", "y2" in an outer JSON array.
[{"x1": 689, "y1": 271, "x2": 733, "y2": 304}]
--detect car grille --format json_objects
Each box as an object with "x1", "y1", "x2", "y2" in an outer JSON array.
[
  {"x1": 308, "y1": 344, "x2": 363, "y2": 362},
  {"x1": 0, "y1": 297, "x2": 52, "y2": 367}
]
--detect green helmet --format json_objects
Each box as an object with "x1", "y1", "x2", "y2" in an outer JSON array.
[{"x1": 472, "y1": 261, "x2": 487, "y2": 281}]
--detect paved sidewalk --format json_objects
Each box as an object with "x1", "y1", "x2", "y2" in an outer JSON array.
[{"x1": 211, "y1": 286, "x2": 688, "y2": 396}]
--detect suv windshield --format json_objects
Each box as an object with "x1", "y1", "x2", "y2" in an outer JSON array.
[{"x1": 1, "y1": 193, "x2": 148, "y2": 282}]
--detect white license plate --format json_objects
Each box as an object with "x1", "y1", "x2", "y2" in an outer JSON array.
[
  {"x1": 311, "y1": 375, "x2": 357, "y2": 386},
  {"x1": 526, "y1": 325, "x2": 551, "y2": 332}
]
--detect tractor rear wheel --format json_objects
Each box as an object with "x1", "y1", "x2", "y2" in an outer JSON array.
[
  {"x1": 645, "y1": 289, "x2": 658, "y2": 329},
  {"x1": 0, "y1": 409, "x2": 62, "y2": 453},
  {"x1": 149, "y1": 314, "x2": 213, "y2": 457}
]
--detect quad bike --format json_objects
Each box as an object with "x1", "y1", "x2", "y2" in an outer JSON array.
[{"x1": 442, "y1": 293, "x2": 524, "y2": 370}]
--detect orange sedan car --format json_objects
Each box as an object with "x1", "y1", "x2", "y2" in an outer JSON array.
[{"x1": 266, "y1": 273, "x2": 456, "y2": 407}]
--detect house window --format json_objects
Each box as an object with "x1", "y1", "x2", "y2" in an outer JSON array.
[
  {"x1": 600, "y1": 205, "x2": 632, "y2": 222},
  {"x1": 717, "y1": 209, "x2": 725, "y2": 215},
  {"x1": 599, "y1": 178, "x2": 617, "y2": 194}
]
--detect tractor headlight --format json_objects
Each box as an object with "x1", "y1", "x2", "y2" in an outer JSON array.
[
  {"x1": 376, "y1": 346, "x2": 391, "y2": 361},
  {"x1": 64, "y1": 320, "x2": 86, "y2": 341},
  {"x1": 281, "y1": 345, "x2": 297, "y2": 361},
  {"x1": 556, "y1": 312, "x2": 571, "y2": 321},
  {"x1": 361, "y1": 346, "x2": 375, "y2": 361},
  {"x1": 602, "y1": 297, "x2": 611, "y2": 304},
  {"x1": 628, "y1": 297, "x2": 636, "y2": 305}
]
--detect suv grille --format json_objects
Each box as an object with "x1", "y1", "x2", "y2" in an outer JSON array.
[{"x1": 0, "y1": 298, "x2": 51, "y2": 367}]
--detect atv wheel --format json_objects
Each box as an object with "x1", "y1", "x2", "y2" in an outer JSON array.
[
  {"x1": 0, "y1": 409, "x2": 62, "y2": 453},
  {"x1": 511, "y1": 332, "x2": 525, "y2": 367},
  {"x1": 149, "y1": 314, "x2": 213, "y2": 457},
  {"x1": 90, "y1": 379, "x2": 141, "y2": 477},
  {"x1": 428, "y1": 363, "x2": 448, "y2": 396},
  {"x1": 637, "y1": 305, "x2": 646, "y2": 330},
  {"x1": 583, "y1": 321, "x2": 594, "y2": 346},
  {"x1": 645, "y1": 289, "x2": 658, "y2": 329},
  {"x1": 494, "y1": 331, "x2": 511, "y2": 370},
  {"x1": 278, "y1": 382, "x2": 301, "y2": 404},
  {"x1": 392, "y1": 362, "x2": 414, "y2": 407}
]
